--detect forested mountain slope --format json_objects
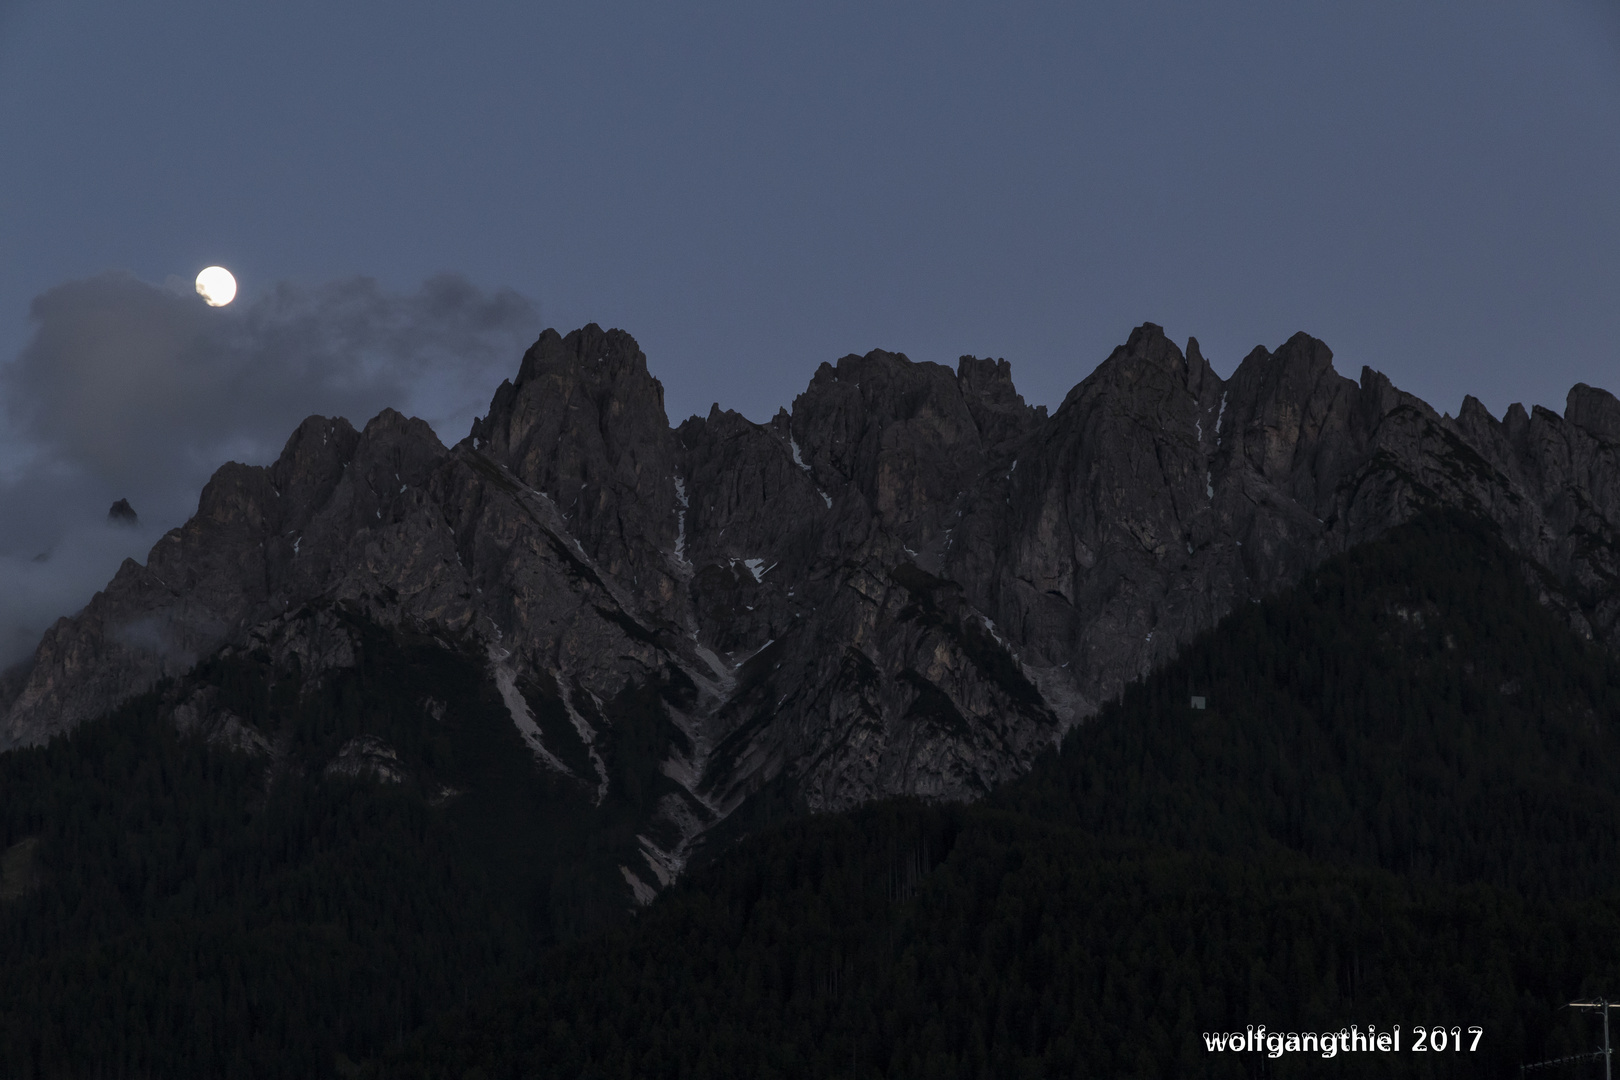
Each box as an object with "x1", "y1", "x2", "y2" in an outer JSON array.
[
  {"x1": 0, "y1": 613, "x2": 669, "y2": 1078},
  {"x1": 5, "y1": 312, "x2": 1620, "y2": 1077},
  {"x1": 6, "y1": 323, "x2": 1620, "y2": 910},
  {"x1": 369, "y1": 513, "x2": 1620, "y2": 1079}
]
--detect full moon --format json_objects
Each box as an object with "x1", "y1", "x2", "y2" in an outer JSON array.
[{"x1": 195, "y1": 266, "x2": 237, "y2": 307}]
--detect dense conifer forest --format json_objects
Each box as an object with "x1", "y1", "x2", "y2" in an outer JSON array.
[
  {"x1": 5, "y1": 511, "x2": 1620, "y2": 1077},
  {"x1": 374, "y1": 512, "x2": 1620, "y2": 1079},
  {"x1": 0, "y1": 616, "x2": 657, "y2": 1078}
]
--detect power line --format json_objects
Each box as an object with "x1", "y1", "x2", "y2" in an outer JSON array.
[
  {"x1": 1522, "y1": 1050, "x2": 1604, "y2": 1074},
  {"x1": 1523, "y1": 1000, "x2": 1614, "y2": 1079}
]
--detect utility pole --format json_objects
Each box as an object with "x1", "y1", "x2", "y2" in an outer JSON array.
[
  {"x1": 1522, "y1": 1000, "x2": 1613, "y2": 1077},
  {"x1": 1569, "y1": 1000, "x2": 1613, "y2": 1080}
]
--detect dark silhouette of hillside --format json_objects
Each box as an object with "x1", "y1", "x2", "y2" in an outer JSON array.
[{"x1": 371, "y1": 513, "x2": 1620, "y2": 1079}]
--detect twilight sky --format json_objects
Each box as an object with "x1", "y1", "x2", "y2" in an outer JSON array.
[{"x1": 0, "y1": 0, "x2": 1618, "y2": 662}]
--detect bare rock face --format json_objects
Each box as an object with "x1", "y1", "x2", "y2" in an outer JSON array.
[
  {"x1": 470, "y1": 325, "x2": 682, "y2": 619},
  {"x1": 169, "y1": 685, "x2": 275, "y2": 758},
  {"x1": 5, "y1": 321, "x2": 1620, "y2": 897},
  {"x1": 324, "y1": 736, "x2": 407, "y2": 784}
]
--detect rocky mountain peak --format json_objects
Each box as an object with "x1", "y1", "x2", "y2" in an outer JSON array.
[
  {"x1": 512, "y1": 324, "x2": 658, "y2": 396},
  {"x1": 789, "y1": 348, "x2": 1015, "y2": 546},
  {"x1": 1566, "y1": 383, "x2": 1620, "y2": 444},
  {"x1": 351, "y1": 409, "x2": 447, "y2": 492},
  {"x1": 1182, "y1": 336, "x2": 1217, "y2": 398},
  {"x1": 1120, "y1": 319, "x2": 1188, "y2": 374},
  {"x1": 268, "y1": 415, "x2": 360, "y2": 513},
  {"x1": 470, "y1": 324, "x2": 679, "y2": 613},
  {"x1": 955, "y1": 354, "x2": 1042, "y2": 453},
  {"x1": 1053, "y1": 325, "x2": 1228, "y2": 457}
]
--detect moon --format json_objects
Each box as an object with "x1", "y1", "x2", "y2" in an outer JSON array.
[{"x1": 195, "y1": 266, "x2": 237, "y2": 307}]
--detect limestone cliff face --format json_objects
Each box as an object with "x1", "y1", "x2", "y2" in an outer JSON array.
[{"x1": 4, "y1": 321, "x2": 1619, "y2": 892}]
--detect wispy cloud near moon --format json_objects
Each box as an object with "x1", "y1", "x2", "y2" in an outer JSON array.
[{"x1": 0, "y1": 270, "x2": 539, "y2": 667}]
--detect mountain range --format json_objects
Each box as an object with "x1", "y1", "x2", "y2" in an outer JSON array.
[
  {"x1": 5, "y1": 321, "x2": 1620, "y2": 906},
  {"x1": 370, "y1": 510, "x2": 1620, "y2": 1079}
]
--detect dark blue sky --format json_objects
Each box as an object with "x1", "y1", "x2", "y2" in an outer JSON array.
[
  {"x1": 5, "y1": 1, "x2": 1617, "y2": 421},
  {"x1": 0, "y1": 0, "x2": 1618, "y2": 659}
]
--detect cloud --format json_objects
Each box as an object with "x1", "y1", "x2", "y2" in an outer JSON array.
[{"x1": 0, "y1": 270, "x2": 539, "y2": 668}]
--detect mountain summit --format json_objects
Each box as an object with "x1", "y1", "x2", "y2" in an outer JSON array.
[{"x1": 4, "y1": 323, "x2": 1619, "y2": 898}]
